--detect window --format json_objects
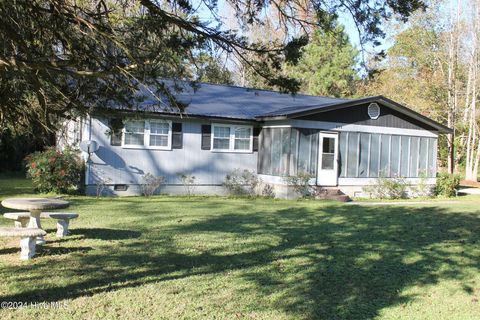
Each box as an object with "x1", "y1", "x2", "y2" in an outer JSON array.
[
  {"x1": 149, "y1": 121, "x2": 171, "y2": 148},
  {"x1": 211, "y1": 124, "x2": 253, "y2": 152},
  {"x1": 234, "y1": 127, "x2": 251, "y2": 150},
  {"x1": 321, "y1": 137, "x2": 335, "y2": 170},
  {"x1": 122, "y1": 119, "x2": 172, "y2": 150},
  {"x1": 368, "y1": 102, "x2": 381, "y2": 119},
  {"x1": 124, "y1": 121, "x2": 145, "y2": 146},
  {"x1": 213, "y1": 126, "x2": 231, "y2": 150}
]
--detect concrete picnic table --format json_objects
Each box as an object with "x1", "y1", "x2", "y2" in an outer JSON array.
[{"x1": 1, "y1": 198, "x2": 70, "y2": 244}]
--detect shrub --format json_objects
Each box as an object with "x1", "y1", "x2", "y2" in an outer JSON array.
[
  {"x1": 91, "y1": 166, "x2": 112, "y2": 197},
  {"x1": 414, "y1": 170, "x2": 433, "y2": 197},
  {"x1": 25, "y1": 147, "x2": 83, "y2": 193},
  {"x1": 283, "y1": 172, "x2": 313, "y2": 198},
  {"x1": 224, "y1": 169, "x2": 259, "y2": 197},
  {"x1": 363, "y1": 175, "x2": 409, "y2": 199},
  {"x1": 95, "y1": 177, "x2": 111, "y2": 198},
  {"x1": 261, "y1": 184, "x2": 276, "y2": 198},
  {"x1": 177, "y1": 173, "x2": 196, "y2": 196},
  {"x1": 434, "y1": 173, "x2": 460, "y2": 197},
  {"x1": 141, "y1": 173, "x2": 165, "y2": 197}
]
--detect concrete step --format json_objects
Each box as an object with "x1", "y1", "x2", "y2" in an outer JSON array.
[
  {"x1": 313, "y1": 187, "x2": 352, "y2": 202},
  {"x1": 315, "y1": 188, "x2": 342, "y2": 196}
]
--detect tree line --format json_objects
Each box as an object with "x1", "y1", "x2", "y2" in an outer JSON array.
[
  {"x1": 225, "y1": 0, "x2": 480, "y2": 180},
  {"x1": 3, "y1": 0, "x2": 479, "y2": 180}
]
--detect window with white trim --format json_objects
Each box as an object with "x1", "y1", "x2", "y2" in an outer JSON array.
[
  {"x1": 212, "y1": 124, "x2": 253, "y2": 152},
  {"x1": 234, "y1": 127, "x2": 251, "y2": 150},
  {"x1": 122, "y1": 119, "x2": 172, "y2": 150},
  {"x1": 149, "y1": 121, "x2": 170, "y2": 147},
  {"x1": 124, "y1": 120, "x2": 145, "y2": 146},
  {"x1": 213, "y1": 126, "x2": 231, "y2": 150}
]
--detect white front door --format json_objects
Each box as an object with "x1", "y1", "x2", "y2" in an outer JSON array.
[{"x1": 317, "y1": 132, "x2": 339, "y2": 186}]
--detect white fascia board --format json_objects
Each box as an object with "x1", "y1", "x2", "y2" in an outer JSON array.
[{"x1": 286, "y1": 120, "x2": 438, "y2": 138}]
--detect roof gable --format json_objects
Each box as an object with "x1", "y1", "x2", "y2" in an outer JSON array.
[
  {"x1": 257, "y1": 96, "x2": 451, "y2": 133},
  {"x1": 295, "y1": 102, "x2": 437, "y2": 131}
]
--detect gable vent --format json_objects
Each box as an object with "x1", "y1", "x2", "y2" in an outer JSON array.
[{"x1": 367, "y1": 103, "x2": 380, "y2": 120}]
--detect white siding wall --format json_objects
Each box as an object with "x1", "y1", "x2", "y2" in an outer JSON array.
[{"x1": 86, "y1": 117, "x2": 257, "y2": 193}]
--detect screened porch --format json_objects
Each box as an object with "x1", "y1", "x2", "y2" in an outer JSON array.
[{"x1": 258, "y1": 127, "x2": 438, "y2": 183}]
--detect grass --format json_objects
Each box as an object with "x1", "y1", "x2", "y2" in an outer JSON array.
[
  {"x1": 0, "y1": 172, "x2": 34, "y2": 196},
  {"x1": 0, "y1": 175, "x2": 479, "y2": 319}
]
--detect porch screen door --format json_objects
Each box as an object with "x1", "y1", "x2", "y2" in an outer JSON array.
[{"x1": 317, "y1": 132, "x2": 339, "y2": 186}]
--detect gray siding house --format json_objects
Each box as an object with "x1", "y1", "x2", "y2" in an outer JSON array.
[{"x1": 59, "y1": 81, "x2": 451, "y2": 198}]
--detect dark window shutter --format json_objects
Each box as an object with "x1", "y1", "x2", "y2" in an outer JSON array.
[
  {"x1": 253, "y1": 127, "x2": 262, "y2": 152},
  {"x1": 111, "y1": 132, "x2": 122, "y2": 146},
  {"x1": 110, "y1": 118, "x2": 123, "y2": 146},
  {"x1": 172, "y1": 122, "x2": 183, "y2": 149},
  {"x1": 201, "y1": 125, "x2": 211, "y2": 150}
]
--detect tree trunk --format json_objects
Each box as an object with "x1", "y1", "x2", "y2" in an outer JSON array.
[
  {"x1": 447, "y1": 5, "x2": 457, "y2": 174},
  {"x1": 466, "y1": 0, "x2": 480, "y2": 180}
]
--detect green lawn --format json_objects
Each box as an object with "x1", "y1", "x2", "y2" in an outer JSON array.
[{"x1": 0, "y1": 175, "x2": 479, "y2": 319}]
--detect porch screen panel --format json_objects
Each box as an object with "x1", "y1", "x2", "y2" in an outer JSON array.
[
  {"x1": 428, "y1": 138, "x2": 437, "y2": 177},
  {"x1": 290, "y1": 129, "x2": 299, "y2": 175},
  {"x1": 270, "y1": 129, "x2": 282, "y2": 175},
  {"x1": 419, "y1": 137, "x2": 428, "y2": 175},
  {"x1": 390, "y1": 135, "x2": 401, "y2": 177},
  {"x1": 309, "y1": 132, "x2": 319, "y2": 176},
  {"x1": 297, "y1": 129, "x2": 318, "y2": 175},
  {"x1": 338, "y1": 131, "x2": 437, "y2": 179},
  {"x1": 358, "y1": 133, "x2": 370, "y2": 177},
  {"x1": 400, "y1": 136, "x2": 410, "y2": 177},
  {"x1": 347, "y1": 132, "x2": 359, "y2": 177},
  {"x1": 369, "y1": 134, "x2": 380, "y2": 177},
  {"x1": 339, "y1": 132, "x2": 348, "y2": 177},
  {"x1": 297, "y1": 130, "x2": 310, "y2": 174},
  {"x1": 280, "y1": 128, "x2": 291, "y2": 175},
  {"x1": 258, "y1": 128, "x2": 265, "y2": 173},
  {"x1": 258, "y1": 129, "x2": 272, "y2": 175},
  {"x1": 409, "y1": 137, "x2": 419, "y2": 177},
  {"x1": 259, "y1": 128, "x2": 293, "y2": 176},
  {"x1": 380, "y1": 135, "x2": 390, "y2": 176}
]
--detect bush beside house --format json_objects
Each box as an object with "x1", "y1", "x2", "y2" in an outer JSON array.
[{"x1": 25, "y1": 147, "x2": 83, "y2": 193}]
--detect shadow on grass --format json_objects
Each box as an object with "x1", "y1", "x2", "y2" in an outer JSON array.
[
  {"x1": 37, "y1": 246, "x2": 94, "y2": 257},
  {"x1": 0, "y1": 247, "x2": 19, "y2": 255},
  {"x1": 1, "y1": 203, "x2": 479, "y2": 319},
  {"x1": 70, "y1": 228, "x2": 142, "y2": 240}
]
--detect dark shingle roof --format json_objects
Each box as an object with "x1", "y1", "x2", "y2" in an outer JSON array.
[
  {"x1": 133, "y1": 80, "x2": 350, "y2": 120},
  {"x1": 105, "y1": 80, "x2": 451, "y2": 133}
]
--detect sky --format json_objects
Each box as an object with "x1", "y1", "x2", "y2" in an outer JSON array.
[
  {"x1": 193, "y1": 0, "x2": 466, "y2": 74},
  {"x1": 193, "y1": 0, "x2": 394, "y2": 74},
  {"x1": 195, "y1": 0, "x2": 380, "y2": 51}
]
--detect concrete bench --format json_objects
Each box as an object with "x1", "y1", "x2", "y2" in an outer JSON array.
[
  {"x1": 3, "y1": 212, "x2": 79, "y2": 237},
  {"x1": 0, "y1": 227, "x2": 46, "y2": 260}
]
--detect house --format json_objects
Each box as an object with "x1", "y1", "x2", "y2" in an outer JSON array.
[{"x1": 58, "y1": 80, "x2": 451, "y2": 198}]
